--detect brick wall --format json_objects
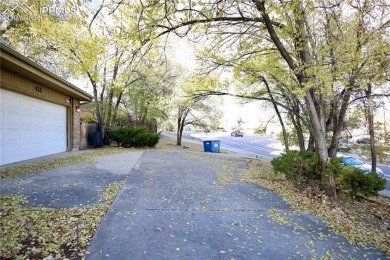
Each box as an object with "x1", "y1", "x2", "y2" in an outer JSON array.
[{"x1": 72, "y1": 99, "x2": 81, "y2": 150}]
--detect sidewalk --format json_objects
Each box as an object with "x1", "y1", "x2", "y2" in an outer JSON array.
[{"x1": 87, "y1": 151, "x2": 387, "y2": 259}]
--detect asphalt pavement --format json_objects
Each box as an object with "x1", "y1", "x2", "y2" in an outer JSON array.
[{"x1": 87, "y1": 150, "x2": 387, "y2": 259}]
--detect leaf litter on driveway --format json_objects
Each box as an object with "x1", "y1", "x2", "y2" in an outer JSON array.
[
  {"x1": 0, "y1": 148, "x2": 142, "y2": 259},
  {"x1": 1, "y1": 145, "x2": 389, "y2": 259},
  {"x1": 86, "y1": 150, "x2": 388, "y2": 259}
]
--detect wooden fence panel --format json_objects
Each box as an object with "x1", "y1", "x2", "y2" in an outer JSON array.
[{"x1": 80, "y1": 123, "x2": 99, "y2": 149}]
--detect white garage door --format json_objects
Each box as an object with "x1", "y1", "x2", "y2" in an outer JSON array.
[{"x1": 0, "y1": 88, "x2": 67, "y2": 166}]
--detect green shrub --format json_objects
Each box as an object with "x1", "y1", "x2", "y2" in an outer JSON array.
[
  {"x1": 271, "y1": 150, "x2": 320, "y2": 185},
  {"x1": 323, "y1": 157, "x2": 386, "y2": 199},
  {"x1": 337, "y1": 166, "x2": 386, "y2": 199},
  {"x1": 271, "y1": 151, "x2": 296, "y2": 180},
  {"x1": 322, "y1": 157, "x2": 343, "y2": 179},
  {"x1": 106, "y1": 127, "x2": 160, "y2": 148},
  {"x1": 271, "y1": 150, "x2": 386, "y2": 199},
  {"x1": 106, "y1": 126, "x2": 128, "y2": 147}
]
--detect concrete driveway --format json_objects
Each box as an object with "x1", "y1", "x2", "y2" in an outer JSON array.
[
  {"x1": 0, "y1": 152, "x2": 143, "y2": 208},
  {"x1": 87, "y1": 151, "x2": 387, "y2": 259}
]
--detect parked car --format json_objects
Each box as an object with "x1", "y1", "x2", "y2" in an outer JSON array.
[
  {"x1": 231, "y1": 130, "x2": 244, "y2": 137},
  {"x1": 356, "y1": 137, "x2": 370, "y2": 144},
  {"x1": 340, "y1": 156, "x2": 384, "y2": 178},
  {"x1": 338, "y1": 139, "x2": 351, "y2": 149}
]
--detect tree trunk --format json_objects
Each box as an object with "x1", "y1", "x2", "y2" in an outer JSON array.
[
  {"x1": 87, "y1": 72, "x2": 104, "y2": 146},
  {"x1": 307, "y1": 134, "x2": 315, "y2": 151},
  {"x1": 328, "y1": 88, "x2": 353, "y2": 157},
  {"x1": 305, "y1": 91, "x2": 328, "y2": 166},
  {"x1": 177, "y1": 109, "x2": 183, "y2": 146},
  {"x1": 281, "y1": 89, "x2": 305, "y2": 151},
  {"x1": 141, "y1": 105, "x2": 148, "y2": 125},
  {"x1": 106, "y1": 50, "x2": 121, "y2": 126},
  {"x1": 176, "y1": 121, "x2": 185, "y2": 146},
  {"x1": 106, "y1": 88, "x2": 114, "y2": 126},
  {"x1": 112, "y1": 91, "x2": 123, "y2": 126},
  {"x1": 306, "y1": 91, "x2": 336, "y2": 198},
  {"x1": 295, "y1": 2, "x2": 336, "y2": 197},
  {"x1": 177, "y1": 124, "x2": 184, "y2": 146},
  {"x1": 366, "y1": 83, "x2": 377, "y2": 173},
  {"x1": 100, "y1": 66, "x2": 107, "y2": 128},
  {"x1": 263, "y1": 77, "x2": 289, "y2": 151},
  {"x1": 176, "y1": 129, "x2": 182, "y2": 146},
  {"x1": 290, "y1": 112, "x2": 305, "y2": 151}
]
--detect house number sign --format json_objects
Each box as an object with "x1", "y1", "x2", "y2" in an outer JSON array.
[{"x1": 35, "y1": 86, "x2": 43, "y2": 93}]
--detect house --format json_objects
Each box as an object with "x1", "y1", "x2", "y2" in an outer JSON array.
[{"x1": 0, "y1": 43, "x2": 92, "y2": 166}]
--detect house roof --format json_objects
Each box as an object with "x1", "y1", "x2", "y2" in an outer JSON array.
[{"x1": 0, "y1": 42, "x2": 92, "y2": 101}]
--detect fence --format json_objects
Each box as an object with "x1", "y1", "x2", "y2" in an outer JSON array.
[{"x1": 80, "y1": 123, "x2": 100, "y2": 150}]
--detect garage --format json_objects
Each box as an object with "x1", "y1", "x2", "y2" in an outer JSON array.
[
  {"x1": 0, "y1": 89, "x2": 67, "y2": 165},
  {"x1": 0, "y1": 43, "x2": 92, "y2": 166}
]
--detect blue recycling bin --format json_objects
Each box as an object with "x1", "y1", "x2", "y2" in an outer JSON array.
[{"x1": 203, "y1": 140, "x2": 220, "y2": 153}]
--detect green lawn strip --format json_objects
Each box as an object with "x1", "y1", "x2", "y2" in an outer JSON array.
[
  {"x1": 0, "y1": 182, "x2": 123, "y2": 259},
  {"x1": 0, "y1": 147, "x2": 130, "y2": 179},
  {"x1": 155, "y1": 135, "x2": 204, "y2": 152},
  {"x1": 156, "y1": 135, "x2": 232, "y2": 154},
  {"x1": 240, "y1": 159, "x2": 390, "y2": 256}
]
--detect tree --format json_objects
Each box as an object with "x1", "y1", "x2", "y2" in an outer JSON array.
[
  {"x1": 1, "y1": 2, "x2": 166, "y2": 144},
  {"x1": 133, "y1": 0, "x2": 390, "y2": 196},
  {"x1": 119, "y1": 65, "x2": 176, "y2": 127},
  {"x1": 174, "y1": 74, "x2": 221, "y2": 146},
  {"x1": 4, "y1": 0, "x2": 389, "y2": 195}
]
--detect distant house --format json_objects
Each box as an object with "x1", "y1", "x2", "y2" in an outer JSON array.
[{"x1": 0, "y1": 43, "x2": 92, "y2": 166}]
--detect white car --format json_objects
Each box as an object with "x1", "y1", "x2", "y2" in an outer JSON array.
[{"x1": 340, "y1": 156, "x2": 384, "y2": 178}]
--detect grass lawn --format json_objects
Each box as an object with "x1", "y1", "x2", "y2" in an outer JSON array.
[
  {"x1": 155, "y1": 135, "x2": 205, "y2": 152},
  {"x1": 156, "y1": 135, "x2": 231, "y2": 154}
]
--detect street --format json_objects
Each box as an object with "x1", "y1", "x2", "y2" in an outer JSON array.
[
  {"x1": 217, "y1": 134, "x2": 284, "y2": 160},
  {"x1": 162, "y1": 131, "x2": 390, "y2": 191}
]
